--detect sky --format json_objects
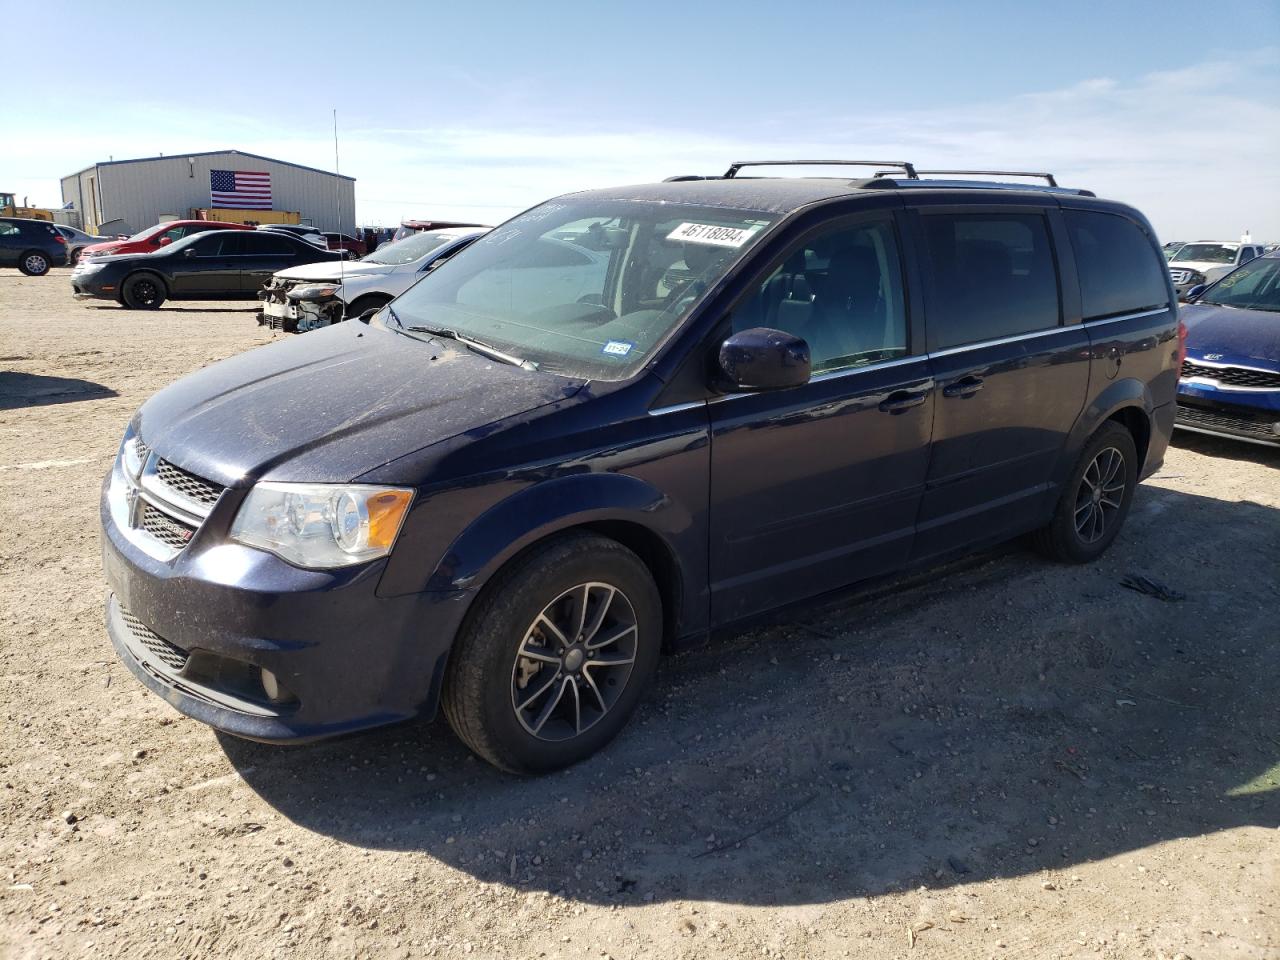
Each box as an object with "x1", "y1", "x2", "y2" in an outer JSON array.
[{"x1": 3, "y1": 0, "x2": 1278, "y2": 239}]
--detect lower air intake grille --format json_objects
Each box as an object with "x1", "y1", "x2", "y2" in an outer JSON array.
[
  {"x1": 119, "y1": 608, "x2": 189, "y2": 671},
  {"x1": 1176, "y1": 403, "x2": 1278, "y2": 440}
]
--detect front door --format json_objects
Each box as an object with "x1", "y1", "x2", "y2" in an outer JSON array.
[
  {"x1": 708, "y1": 215, "x2": 934, "y2": 624},
  {"x1": 910, "y1": 207, "x2": 1091, "y2": 559},
  {"x1": 171, "y1": 232, "x2": 242, "y2": 296}
]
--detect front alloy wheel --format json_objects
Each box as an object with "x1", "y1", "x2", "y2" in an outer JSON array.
[
  {"x1": 511, "y1": 582, "x2": 638, "y2": 741},
  {"x1": 442, "y1": 533, "x2": 661, "y2": 774}
]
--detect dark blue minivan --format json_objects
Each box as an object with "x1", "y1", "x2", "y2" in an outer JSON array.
[{"x1": 102, "y1": 162, "x2": 1182, "y2": 773}]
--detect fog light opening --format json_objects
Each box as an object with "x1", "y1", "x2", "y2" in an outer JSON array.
[{"x1": 260, "y1": 668, "x2": 292, "y2": 704}]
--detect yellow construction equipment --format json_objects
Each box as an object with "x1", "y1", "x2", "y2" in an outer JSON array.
[{"x1": 0, "y1": 192, "x2": 54, "y2": 220}]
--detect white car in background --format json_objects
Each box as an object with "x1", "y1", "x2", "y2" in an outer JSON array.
[
  {"x1": 1168, "y1": 241, "x2": 1266, "y2": 298},
  {"x1": 257, "y1": 226, "x2": 489, "y2": 332}
]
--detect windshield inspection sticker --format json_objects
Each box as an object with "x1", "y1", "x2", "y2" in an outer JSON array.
[
  {"x1": 667, "y1": 222, "x2": 760, "y2": 248},
  {"x1": 602, "y1": 340, "x2": 635, "y2": 357}
]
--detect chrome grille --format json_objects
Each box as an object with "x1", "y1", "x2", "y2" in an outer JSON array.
[
  {"x1": 131, "y1": 436, "x2": 150, "y2": 465},
  {"x1": 155, "y1": 460, "x2": 224, "y2": 508},
  {"x1": 1181, "y1": 360, "x2": 1280, "y2": 390},
  {"x1": 140, "y1": 502, "x2": 197, "y2": 548},
  {"x1": 119, "y1": 606, "x2": 189, "y2": 671}
]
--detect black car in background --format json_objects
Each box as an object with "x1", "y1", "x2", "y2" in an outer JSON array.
[
  {"x1": 101, "y1": 163, "x2": 1181, "y2": 773},
  {"x1": 0, "y1": 216, "x2": 67, "y2": 275},
  {"x1": 71, "y1": 228, "x2": 342, "y2": 308}
]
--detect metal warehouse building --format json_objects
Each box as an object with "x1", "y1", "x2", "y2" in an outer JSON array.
[{"x1": 60, "y1": 149, "x2": 355, "y2": 235}]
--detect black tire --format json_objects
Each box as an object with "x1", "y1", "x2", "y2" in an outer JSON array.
[
  {"x1": 1033, "y1": 421, "x2": 1138, "y2": 563},
  {"x1": 17, "y1": 251, "x2": 50, "y2": 276},
  {"x1": 345, "y1": 294, "x2": 390, "y2": 320},
  {"x1": 69, "y1": 247, "x2": 82, "y2": 266},
  {"x1": 121, "y1": 272, "x2": 167, "y2": 310},
  {"x1": 442, "y1": 533, "x2": 663, "y2": 774}
]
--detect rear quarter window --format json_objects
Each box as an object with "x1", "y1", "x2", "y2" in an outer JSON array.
[{"x1": 1064, "y1": 211, "x2": 1169, "y2": 320}]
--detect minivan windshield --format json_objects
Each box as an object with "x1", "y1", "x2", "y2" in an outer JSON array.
[
  {"x1": 363, "y1": 231, "x2": 468, "y2": 266},
  {"x1": 1198, "y1": 258, "x2": 1280, "y2": 313},
  {"x1": 1172, "y1": 243, "x2": 1236, "y2": 264},
  {"x1": 390, "y1": 200, "x2": 776, "y2": 379}
]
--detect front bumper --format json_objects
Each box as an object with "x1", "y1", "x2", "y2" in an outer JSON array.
[
  {"x1": 70, "y1": 271, "x2": 120, "y2": 300},
  {"x1": 101, "y1": 464, "x2": 475, "y2": 743},
  {"x1": 1175, "y1": 391, "x2": 1280, "y2": 447}
]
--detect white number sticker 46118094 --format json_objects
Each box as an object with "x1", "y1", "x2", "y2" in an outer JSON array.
[{"x1": 666, "y1": 222, "x2": 760, "y2": 248}]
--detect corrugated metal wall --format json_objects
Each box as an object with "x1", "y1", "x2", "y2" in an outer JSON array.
[{"x1": 61, "y1": 152, "x2": 355, "y2": 234}]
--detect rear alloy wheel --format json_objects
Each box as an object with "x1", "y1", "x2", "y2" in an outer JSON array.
[
  {"x1": 121, "y1": 273, "x2": 166, "y2": 310},
  {"x1": 18, "y1": 251, "x2": 50, "y2": 276},
  {"x1": 1033, "y1": 421, "x2": 1137, "y2": 563},
  {"x1": 443, "y1": 533, "x2": 661, "y2": 774}
]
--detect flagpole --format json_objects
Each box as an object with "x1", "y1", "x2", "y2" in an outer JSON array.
[{"x1": 334, "y1": 108, "x2": 347, "y2": 316}]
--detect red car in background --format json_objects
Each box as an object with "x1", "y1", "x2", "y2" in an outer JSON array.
[
  {"x1": 322, "y1": 232, "x2": 367, "y2": 259},
  {"x1": 80, "y1": 220, "x2": 253, "y2": 259}
]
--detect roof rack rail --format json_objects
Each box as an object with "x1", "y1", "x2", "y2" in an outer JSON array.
[
  {"x1": 725, "y1": 160, "x2": 918, "y2": 180},
  {"x1": 874, "y1": 168, "x2": 1059, "y2": 187}
]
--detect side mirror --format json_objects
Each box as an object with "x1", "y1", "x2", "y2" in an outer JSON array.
[
  {"x1": 158, "y1": 236, "x2": 173, "y2": 246},
  {"x1": 1184, "y1": 284, "x2": 1206, "y2": 302},
  {"x1": 717, "y1": 327, "x2": 811, "y2": 392},
  {"x1": 183, "y1": 247, "x2": 197, "y2": 257},
  {"x1": 356, "y1": 307, "x2": 379, "y2": 324}
]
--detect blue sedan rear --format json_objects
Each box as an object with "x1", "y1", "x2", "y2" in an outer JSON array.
[{"x1": 1176, "y1": 254, "x2": 1280, "y2": 447}]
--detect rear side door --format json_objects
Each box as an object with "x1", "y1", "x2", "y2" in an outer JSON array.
[
  {"x1": 910, "y1": 204, "x2": 1091, "y2": 560},
  {"x1": 170, "y1": 232, "x2": 243, "y2": 296},
  {"x1": 237, "y1": 232, "x2": 300, "y2": 294},
  {"x1": 707, "y1": 211, "x2": 934, "y2": 623}
]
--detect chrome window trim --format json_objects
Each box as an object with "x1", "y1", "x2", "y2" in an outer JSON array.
[
  {"x1": 647, "y1": 400, "x2": 706, "y2": 417},
  {"x1": 928, "y1": 325, "x2": 1074, "y2": 359},
  {"x1": 1081, "y1": 306, "x2": 1170, "y2": 327}
]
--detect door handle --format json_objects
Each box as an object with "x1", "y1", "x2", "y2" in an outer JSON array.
[
  {"x1": 878, "y1": 390, "x2": 928, "y2": 414},
  {"x1": 942, "y1": 376, "x2": 985, "y2": 399}
]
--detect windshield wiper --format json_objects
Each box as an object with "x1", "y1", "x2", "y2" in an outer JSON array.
[
  {"x1": 404, "y1": 324, "x2": 538, "y2": 370},
  {"x1": 385, "y1": 304, "x2": 404, "y2": 327}
]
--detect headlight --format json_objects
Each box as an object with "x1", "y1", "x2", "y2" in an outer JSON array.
[
  {"x1": 76, "y1": 261, "x2": 107, "y2": 275},
  {"x1": 289, "y1": 284, "x2": 341, "y2": 301},
  {"x1": 229, "y1": 482, "x2": 413, "y2": 568}
]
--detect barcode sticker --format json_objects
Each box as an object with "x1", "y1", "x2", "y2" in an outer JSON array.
[{"x1": 666, "y1": 222, "x2": 760, "y2": 248}]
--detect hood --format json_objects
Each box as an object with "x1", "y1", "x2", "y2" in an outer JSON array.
[
  {"x1": 1169, "y1": 260, "x2": 1231, "y2": 274},
  {"x1": 134, "y1": 321, "x2": 585, "y2": 486},
  {"x1": 273, "y1": 260, "x2": 393, "y2": 282},
  {"x1": 82, "y1": 242, "x2": 125, "y2": 256},
  {"x1": 1181, "y1": 303, "x2": 1280, "y2": 366}
]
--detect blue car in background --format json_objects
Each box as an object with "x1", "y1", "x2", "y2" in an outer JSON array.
[{"x1": 1177, "y1": 252, "x2": 1280, "y2": 447}]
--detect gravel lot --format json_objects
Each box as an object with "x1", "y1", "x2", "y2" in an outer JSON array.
[{"x1": 2, "y1": 269, "x2": 1277, "y2": 960}]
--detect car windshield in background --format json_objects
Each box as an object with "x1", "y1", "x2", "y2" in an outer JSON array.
[
  {"x1": 1173, "y1": 244, "x2": 1236, "y2": 264},
  {"x1": 1200, "y1": 258, "x2": 1280, "y2": 313},
  {"x1": 363, "y1": 231, "x2": 459, "y2": 266},
  {"x1": 390, "y1": 200, "x2": 776, "y2": 379}
]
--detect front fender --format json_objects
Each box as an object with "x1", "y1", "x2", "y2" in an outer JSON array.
[{"x1": 425, "y1": 472, "x2": 690, "y2": 593}]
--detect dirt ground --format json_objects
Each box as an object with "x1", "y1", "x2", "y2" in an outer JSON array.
[{"x1": 1, "y1": 269, "x2": 1277, "y2": 960}]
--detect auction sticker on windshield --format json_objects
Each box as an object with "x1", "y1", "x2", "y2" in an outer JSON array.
[{"x1": 667, "y1": 222, "x2": 761, "y2": 248}]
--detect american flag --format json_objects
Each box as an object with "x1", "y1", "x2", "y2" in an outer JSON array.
[{"x1": 209, "y1": 169, "x2": 272, "y2": 209}]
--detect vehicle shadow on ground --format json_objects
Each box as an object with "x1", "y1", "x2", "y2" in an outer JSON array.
[
  {"x1": 1169, "y1": 429, "x2": 1280, "y2": 466},
  {"x1": 84, "y1": 306, "x2": 259, "y2": 314},
  {"x1": 0, "y1": 370, "x2": 117, "y2": 410},
  {"x1": 223, "y1": 486, "x2": 1279, "y2": 907}
]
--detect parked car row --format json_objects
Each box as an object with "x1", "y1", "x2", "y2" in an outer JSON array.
[{"x1": 1168, "y1": 241, "x2": 1267, "y2": 299}]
